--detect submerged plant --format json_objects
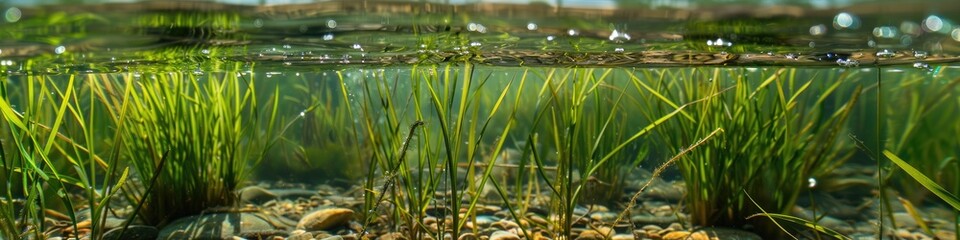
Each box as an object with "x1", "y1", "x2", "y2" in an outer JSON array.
[
  {"x1": 881, "y1": 72, "x2": 960, "y2": 204},
  {"x1": 0, "y1": 73, "x2": 131, "y2": 239},
  {"x1": 113, "y1": 69, "x2": 280, "y2": 226},
  {"x1": 646, "y1": 68, "x2": 863, "y2": 236}
]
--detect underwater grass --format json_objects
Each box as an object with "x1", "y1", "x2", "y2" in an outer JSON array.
[
  {"x1": 881, "y1": 71, "x2": 960, "y2": 204},
  {"x1": 350, "y1": 63, "x2": 524, "y2": 239},
  {"x1": 113, "y1": 69, "x2": 281, "y2": 226},
  {"x1": 0, "y1": 73, "x2": 133, "y2": 239},
  {"x1": 642, "y1": 67, "x2": 863, "y2": 236}
]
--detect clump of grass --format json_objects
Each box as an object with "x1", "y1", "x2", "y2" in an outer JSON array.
[
  {"x1": 0, "y1": 73, "x2": 132, "y2": 239},
  {"x1": 113, "y1": 69, "x2": 280, "y2": 226},
  {"x1": 350, "y1": 64, "x2": 522, "y2": 239},
  {"x1": 881, "y1": 71, "x2": 960, "y2": 204},
  {"x1": 646, "y1": 68, "x2": 862, "y2": 236}
]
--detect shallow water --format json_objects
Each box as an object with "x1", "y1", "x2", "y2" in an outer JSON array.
[{"x1": 1, "y1": 1, "x2": 959, "y2": 239}]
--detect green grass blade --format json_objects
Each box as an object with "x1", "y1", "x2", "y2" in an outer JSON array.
[{"x1": 883, "y1": 150, "x2": 960, "y2": 210}]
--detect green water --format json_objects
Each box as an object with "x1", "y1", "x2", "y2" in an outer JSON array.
[{"x1": 1, "y1": 0, "x2": 959, "y2": 239}]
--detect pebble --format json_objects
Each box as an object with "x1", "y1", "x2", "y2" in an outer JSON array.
[
  {"x1": 458, "y1": 232, "x2": 478, "y2": 240},
  {"x1": 610, "y1": 234, "x2": 633, "y2": 240},
  {"x1": 490, "y1": 230, "x2": 521, "y2": 240},
  {"x1": 576, "y1": 230, "x2": 603, "y2": 240},
  {"x1": 297, "y1": 208, "x2": 355, "y2": 231},
  {"x1": 490, "y1": 220, "x2": 520, "y2": 230},
  {"x1": 662, "y1": 231, "x2": 709, "y2": 240},
  {"x1": 642, "y1": 224, "x2": 662, "y2": 232},
  {"x1": 320, "y1": 236, "x2": 344, "y2": 240},
  {"x1": 239, "y1": 186, "x2": 279, "y2": 204},
  {"x1": 377, "y1": 232, "x2": 406, "y2": 240},
  {"x1": 589, "y1": 212, "x2": 618, "y2": 222},
  {"x1": 286, "y1": 231, "x2": 314, "y2": 240}
]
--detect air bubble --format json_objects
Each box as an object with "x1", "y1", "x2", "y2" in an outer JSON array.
[
  {"x1": 546, "y1": 35, "x2": 555, "y2": 41},
  {"x1": 808, "y1": 178, "x2": 817, "y2": 188},
  {"x1": 526, "y1": 22, "x2": 537, "y2": 31},
  {"x1": 567, "y1": 29, "x2": 579, "y2": 36},
  {"x1": 614, "y1": 47, "x2": 624, "y2": 53},
  {"x1": 914, "y1": 51, "x2": 928, "y2": 59},
  {"x1": 923, "y1": 15, "x2": 944, "y2": 32},
  {"x1": 809, "y1": 24, "x2": 827, "y2": 36},
  {"x1": 5, "y1": 7, "x2": 21, "y2": 23},
  {"x1": 327, "y1": 19, "x2": 337, "y2": 28},
  {"x1": 900, "y1": 35, "x2": 913, "y2": 46},
  {"x1": 914, "y1": 62, "x2": 932, "y2": 71},
  {"x1": 300, "y1": 111, "x2": 306, "y2": 118},
  {"x1": 833, "y1": 12, "x2": 860, "y2": 30},
  {"x1": 253, "y1": 19, "x2": 263, "y2": 28},
  {"x1": 323, "y1": 33, "x2": 334, "y2": 41},
  {"x1": 54, "y1": 46, "x2": 66, "y2": 54}
]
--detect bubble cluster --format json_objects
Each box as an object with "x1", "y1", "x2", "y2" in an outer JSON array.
[
  {"x1": 608, "y1": 29, "x2": 630, "y2": 42},
  {"x1": 706, "y1": 38, "x2": 732, "y2": 47},
  {"x1": 809, "y1": 24, "x2": 827, "y2": 36},
  {"x1": 467, "y1": 23, "x2": 487, "y2": 33}
]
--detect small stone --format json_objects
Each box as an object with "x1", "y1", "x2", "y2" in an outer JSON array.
[
  {"x1": 610, "y1": 234, "x2": 633, "y2": 240},
  {"x1": 458, "y1": 232, "x2": 478, "y2": 240},
  {"x1": 596, "y1": 226, "x2": 615, "y2": 236},
  {"x1": 895, "y1": 229, "x2": 912, "y2": 239},
  {"x1": 663, "y1": 231, "x2": 709, "y2": 240},
  {"x1": 297, "y1": 208, "x2": 355, "y2": 231},
  {"x1": 697, "y1": 227, "x2": 761, "y2": 240},
  {"x1": 287, "y1": 232, "x2": 314, "y2": 240},
  {"x1": 320, "y1": 236, "x2": 344, "y2": 240},
  {"x1": 590, "y1": 212, "x2": 618, "y2": 222},
  {"x1": 667, "y1": 222, "x2": 684, "y2": 231},
  {"x1": 490, "y1": 220, "x2": 520, "y2": 230},
  {"x1": 576, "y1": 230, "x2": 602, "y2": 240},
  {"x1": 378, "y1": 232, "x2": 407, "y2": 240},
  {"x1": 662, "y1": 231, "x2": 690, "y2": 240},
  {"x1": 490, "y1": 230, "x2": 521, "y2": 240},
  {"x1": 239, "y1": 186, "x2": 278, "y2": 204},
  {"x1": 641, "y1": 224, "x2": 662, "y2": 232}
]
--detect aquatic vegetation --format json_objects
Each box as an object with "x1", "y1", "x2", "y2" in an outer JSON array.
[
  {"x1": 644, "y1": 68, "x2": 864, "y2": 236},
  {"x1": 259, "y1": 71, "x2": 366, "y2": 184},
  {"x1": 881, "y1": 72, "x2": 960, "y2": 204},
  {"x1": 0, "y1": 74, "x2": 132, "y2": 239},
  {"x1": 111, "y1": 69, "x2": 282, "y2": 226}
]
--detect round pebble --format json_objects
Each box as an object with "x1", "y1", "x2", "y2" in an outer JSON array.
[{"x1": 297, "y1": 208, "x2": 355, "y2": 231}]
